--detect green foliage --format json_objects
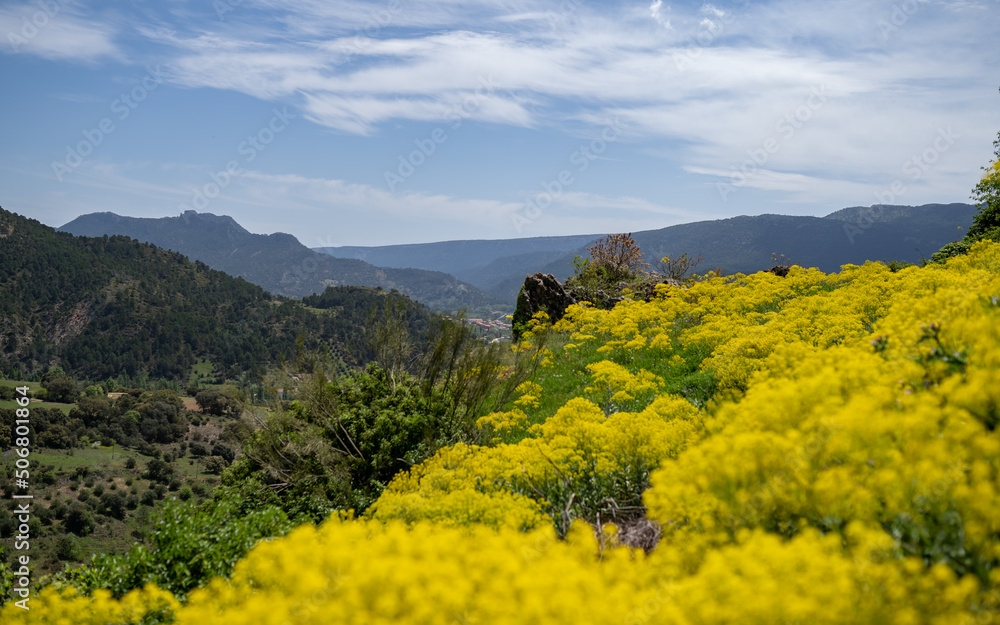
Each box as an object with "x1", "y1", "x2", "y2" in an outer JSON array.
[
  {"x1": 42, "y1": 375, "x2": 77, "y2": 404},
  {"x1": 143, "y1": 459, "x2": 174, "y2": 484},
  {"x1": 366, "y1": 294, "x2": 418, "y2": 389},
  {"x1": 230, "y1": 364, "x2": 447, "y2": 519},
  {"x1": 230, "y1": 322, "x2": 545, "y2": 520},
  {"x1": 967, "y1": 131, "x2": 1000, "y2": 240},
  {"x1": 881, "y1": 259, "x2": 915, "y2": 272},
  {"x1": 57, "y1": 491, "x2": 293, "y2": 599},
  {"x1": 64, "y1": 502, "x2": 95, "y2": 536},
  {"x1": 421, "y1": 314, "x2": 533, "y2": 441},
  {"x1": 55, "y1": 535, "x2": 82, "y2": 562}
]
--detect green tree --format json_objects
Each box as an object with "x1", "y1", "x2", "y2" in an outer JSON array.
[
  {"x1": 65, "y1": 502, "x2": 95, "y2": 536},
  {"x1": 195, "y1": 386, "x2": 243, "y2": 417},
  {"x1": 967, "y1": 131, "x2": 1000, "y2": 241},
  {"x1": 43, "y1": 375, "x2": 77, "y2": 403},
  {"x1": 934, "y1": 126, "x2": 1000, "y2": 262}
]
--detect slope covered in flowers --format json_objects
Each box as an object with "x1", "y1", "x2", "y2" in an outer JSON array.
[{"x1": 7, "y1": 241, "x2": 1000, "y2": 624}]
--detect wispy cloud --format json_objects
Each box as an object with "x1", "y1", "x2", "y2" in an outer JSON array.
[
  {"x1": 0, "y1": 4, "x2": 117, "y2": 61},
  {"x1": 650, "y1": 0, "x2": 671, "y2": 28}
]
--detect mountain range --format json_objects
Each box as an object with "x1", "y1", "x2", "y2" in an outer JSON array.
[
  {"x1": 317, "y1": 203, "x2": 977, "y2": 300},
  {"x1": 57, "y1": 203, "x2": 977, "y2": 307},
  {"x1": 1, "y1": 208, "x2": 432, "y2": 381},
  {"x1": 59, "y1": 211, "x2": 504, "y2": 314}
]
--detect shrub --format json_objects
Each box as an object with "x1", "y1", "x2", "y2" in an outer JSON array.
[
  {"x1": 57, "y1": 492, "x2": 292, "y2": 600},
  {"x1": 64, "y1": 502, "x2": 95, "y2": 536}
]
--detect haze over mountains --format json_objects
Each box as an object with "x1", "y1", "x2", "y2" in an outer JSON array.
[{"x1": 318, "y1": 203, "x2": 978, "y2": 300}]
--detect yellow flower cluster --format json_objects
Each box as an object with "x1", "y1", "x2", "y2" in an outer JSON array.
[
  {"x1": 4, "y1": 584, "x2": 178, "y2": 625},
  {"x1": 373, "y1": 393, "x2": 704, "y2": 528},
  {"x1": 6, "y1": 518, "x2": 983, "y2": 625},
  {"x1": 584, "y1": 360, "x2": 664, "y2": 406},
  {"x1": 8, "y1": 241, "x2": 1000, "y2": 624}
]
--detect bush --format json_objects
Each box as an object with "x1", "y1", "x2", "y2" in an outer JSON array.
[
  {"x1": 204, "y1": 456, "x2": 228, "y2": 475},
  {"x1": 58, "y1": 492, "x2": 293, "y2": 599},
  {"x1": 143, "y1": 459, "x2": 173, "y2": 484},
  {"x1": 65, "y1": 502, "x2": 95, "y2": 536},
  {"x1": 55, "y1": 534, "x2": 82, "y2": 561},
  {"x1": 100, "y1": 491, "x2": 128, "y2": 520},
  {"x1": 195, "y1": 387, "x2": 243, "y2": 417},
  {"x1": 931, "y1": 240, "x2": 972, "y2": 263}
]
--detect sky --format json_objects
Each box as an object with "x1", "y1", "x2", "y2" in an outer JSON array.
[{"x1": 0, "y1": 0, "x2": 998, "y2": 247}]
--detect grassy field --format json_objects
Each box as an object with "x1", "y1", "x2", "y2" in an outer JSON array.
[
  {"x1": 0, "y1": 380, "x2": 40, "y2": 390},
  {"x1": 0, "y1": 399, "x2": 75, "y2": 414},
  {"x1": 188, "y1": 358, "x2": 218, "y2": 387},
  {"x1": 31, "y1": 447, "x2": 147, "y2": 472},
  {"x1": 0, "y1": 380, "x2": 75, "y2": 413}
]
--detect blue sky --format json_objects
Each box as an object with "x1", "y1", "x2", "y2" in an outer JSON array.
[{"x1": 1, "y1": 0, "x2": 998, "y2": 246}]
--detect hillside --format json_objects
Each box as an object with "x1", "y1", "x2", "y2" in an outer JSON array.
[
  {"x1": 9, "y1": 239, "x2": 1000, "y2": 624},
  {"x1": 59, "y1": 211, "x2": 504, "y2": 314},
  {"x1": 315, "y1": 203, "x2": 976, "y2": 300},
  {"x1": 0, "y1": 208, "x2": 433, "y2": 381}
]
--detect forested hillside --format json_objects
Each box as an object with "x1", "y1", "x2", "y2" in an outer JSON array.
[
  {"x1": 0, "y1": 208, "x2": 432, "y2": 381},
  {"x1": 59, "y1": 211, "x2": 504, "y2": 314}
]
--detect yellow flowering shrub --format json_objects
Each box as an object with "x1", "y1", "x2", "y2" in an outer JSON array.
[
  {"x1": 646, "y1": 241, "x2": 1000, "y2": 582},
  {"x1": 9, "y1": 241, "x2": 1000, "y2": 624},
  {"x1": 374, "y1": 395, "x2": 706, "y2": 532},
  {"x1": 5, "y1": 519, "x2": 984, "y2": 624},
  {"x1": 583, "y1": 359, "x2": 664, "y2": 407}
]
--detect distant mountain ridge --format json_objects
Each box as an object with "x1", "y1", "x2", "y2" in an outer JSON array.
[
  {"x1": 59, "y1": 211, "x2": 504, "y2": 313},
  {"x1": 314, "y1": 203, "x2": 977, "y2": 300}
]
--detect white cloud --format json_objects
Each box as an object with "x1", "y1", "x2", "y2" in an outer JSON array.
[
  {"x1": 650, "y1": 0, "x2": 671, "y2": 28},
  {"x1": 19, "y1": 0, "x2": 998, "y2": 230},
  {"x1": 0, "y1": 4, "x2": 117, "y2": 61}
]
